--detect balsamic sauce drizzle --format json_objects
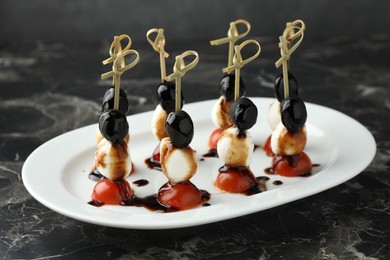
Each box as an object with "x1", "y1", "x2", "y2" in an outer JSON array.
[{"x1": 88, "y1": 144, "x2": 321, "y2": 211}]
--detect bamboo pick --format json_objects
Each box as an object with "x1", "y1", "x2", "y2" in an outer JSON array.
[
  {"x1": 222, "y1": 39, "x2": 261, "y2": 101},
  {"x1": 210, "y1": 19, "x2": 251, "y2": 70},
  {"x1": 146, "y1": 28, "x2": 170, "y2": 82},
  {"x1": 165, "y1": 51, "x2": 199, "y2": 112},
  {"x1": 275, "y1": 20, "x2": 305, "y2": 99},
  {"x1": 101, "y1": 34, "x2": 140, "y2": 111}
]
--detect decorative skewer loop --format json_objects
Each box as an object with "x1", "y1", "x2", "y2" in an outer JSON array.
[
  {"x1": 222, "y1": 39, "x2": 261, "y2": 101},
  {"x1": 275, "y1": 20, "x2": 305, "y2": 99},
  {"x1": 101, "y1": 34, "x2": 140, "y2": 110},
  {"x1": 210, "y1": 19, "x2": 251, "y2": 67},
  {"x1": 146, "y1": 28, "x2": 170, "y2": 82},
  {"x1": 146, "y1": 28, "x2": 169, "y2": 58},
  {"x1": 101, "y1": 49, "x2": 140, "y2": 79},
  {"x1": 165, "y1": 51, "x2": 199, "y2": 112},
  {"x1": 102, "y1": 35, "x2": 132, "y2": 67}
]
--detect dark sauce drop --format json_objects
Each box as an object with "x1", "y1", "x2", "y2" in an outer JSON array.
[
  {"x1": 312, "y1": 164, "x2": 320, "y2": 167},
  {"x1": 123, "y1": 194, "x2": 171, "y2": 212},
  {"x1": 264, "y1": 167, "x2": 313, "y2": 177},
  {"x1": 88, "y1": 200, "x2": 104, "y2": 207},
  {"x1": 144, "y1": 157, "x2": 161, "y2": 171},
  {"x1": 145, "y1": 143, "x2": 162, "y2": 171},
  {"x1": 203, "y1": 203, "x2": 211, "y2": 207},
  {"x1": 264, "y1": 167, "x2": 275, "y2": 175},
  {"x1": 273, "y1": 180, "x2": 283, "y2": 185},
  {"x1": 122, "y1": 189, "x2": 211, "y2": 213},
  {"x1": 256, "y1": 176, "x2": 270, "y2": 181},
  {"x1": 244, "y1": 176, "x2": 268, "y2": 195},
  {"x1": 273, "y1": 154, "x2": 301, "y2": 168},
  {"x1": 89, "y1": 169, "x2": 104, "y2": 182},
  {"x1": 200, "y1": 158, "x2": 205, "y2": 161},
  {"x1": 201, "y1": 190, "x2": 211, "y2": 202},
  {"x1": 133, "y1": 179, "x2": 149, "y2": 187},
  {"x1": 202, "y1": 149, "x2": 218, "y2": 158}
]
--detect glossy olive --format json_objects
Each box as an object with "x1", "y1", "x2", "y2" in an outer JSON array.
[
  {"x1": 280, "y1": 97, "x2": 307, "y2": 132},
  {"x1": 220, "y1": 73, "x2": 246, "y2": 101},
  {"x1": 165, "y1": 110, "x2": 194, "y2": 148},
  {"x1": 229, "y1": 97, "x2": 258, "y2": 131},
  {"x1": 157, "y1": 81, "x2": 184, "y2": 113},
  {"x1": 102, "y1": 87, "x2": 129, "y2": 115},
  {"x1": 274, "y1": 72, "x2": 299, "y2": 102},
  {"x1": 99, "y1": 110, "x2": 129, "y2": 144}
]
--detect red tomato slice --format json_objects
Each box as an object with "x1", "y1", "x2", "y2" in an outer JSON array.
[
  {"x1": 208, "y1": 128, "x2": 223, "y2": 149},
  {"x1": 152, "y1": 142, "x2": 161, "y2": 162},
  {"x1": 91, "y1": 179, "x2": 132, "y2": 205},
  {"x1": 157, "y1": 182, "x2": 202, "y2": 210},
  {"x1": 272, "y1": 152, "x2": 312, "y2": 177},
  {"x1": 215, "y1": 167, "x2": 256, "y2": 193},
  {"x1": 263, "y1": 134, "x2": 274, "y2": 156}
]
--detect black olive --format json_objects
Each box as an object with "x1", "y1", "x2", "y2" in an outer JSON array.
[
  {"x1": 274, "y1": 72, "x2": 299, "y2": 102},
  {"x1": 165, "y1": 110, "x2": 194, "y2": 148},
  {"x1": 102, "y1": 87, "x2": 129, "y2": 115},
  {"x1": 157, "y1": 81, "x2": 184, "y2": 113},
  {"x1": 99, "y1": 110, "x2": 129, "y2": 144},
  {"x1": 280, "y1": 97, "x2": 307, "y2": 133},
  {"x1": 229, "y1": 97, "x2": 258, "y2": 131},
  {"x1": 219, "y1": 73, "x2": 246, "y2": 101}
]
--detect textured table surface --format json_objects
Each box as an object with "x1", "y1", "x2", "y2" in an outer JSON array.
[{"x1": 0, "y1": 34, "x2": 389, "y2": 259}]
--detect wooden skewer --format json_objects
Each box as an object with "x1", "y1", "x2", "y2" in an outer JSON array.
[
  {"x1": 275, "y1": 20, "x2": 305, "y2": 99},
  {"x1": 210, "y1": 19, "x2": 251, "y2": 71},
  {"x1": 146, "y1": 28, "x2": 170, "y2": 83},
  {"x1": 101, "y1": 34, "x2": 140, "y2": 111},
  {"x1": 113, "y1": 36, "x2": 121, "y2": 110},
  {"x1": 222, "y1": 39, "x2": 261, "y2": 101},
  {"x1": 165, "y1": 51, "x2": 199, "y2": 112}
]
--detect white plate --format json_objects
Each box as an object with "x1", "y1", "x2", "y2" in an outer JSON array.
[{"x1": 22, "y1": 98, "x2": 376, "y2": 229}]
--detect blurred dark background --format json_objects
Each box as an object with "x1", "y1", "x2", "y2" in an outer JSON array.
[{"x1": 1, "y1": 0, "x2": 389, "y2": 44}]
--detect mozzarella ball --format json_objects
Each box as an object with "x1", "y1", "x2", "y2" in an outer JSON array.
[
  {"x1": 95, "y1": 138, "x2": 132, "y2": 181},
  {"x1": 151, "y1": 104, "x2": 169, "y2": 141},
  {"x1": 211, "y1": 96, "x2": 233, "y2": 129},
  {"x1": 160, "y1": 137, "x2": 197, "y2": 183},
  {"x1": 271, "y1": 122, "x2": 307, "y2": 155},
  {"x1": 267, "y1": 100, "x2": 281, "y2": 131},
  {"x1": 217, "y1": 126, "x2": 254, "y2": 167}
]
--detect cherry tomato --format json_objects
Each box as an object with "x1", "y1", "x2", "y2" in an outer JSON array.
[
  {"x1": 158, "y1": 182, "x2": 202, "y2": 210},
  {"x1": 152, "y1": 142, "x2": 160, "y2": 162},
  {"x1": 208, "y1": 128, "x2": 223, "y2": 149},
  {"x1": 130, "y1": 163, "x2": 136, "y2": 174},
  {"x1": 215, "y1": 168, "x2": 256, "y2": 193},
  {"x1": 91, "y1": 179, "x2": 132, "y2": 205},
  {"x1": 263, "y1": 134, "x2": 273, "y2": 156},
  {"x1": 272, "y1": 152, "x2": 312, "y2": 177}
]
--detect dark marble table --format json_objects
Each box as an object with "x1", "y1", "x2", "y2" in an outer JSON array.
[{"x1": 0, "y1": 34, "x2": 389, "y2": 259}]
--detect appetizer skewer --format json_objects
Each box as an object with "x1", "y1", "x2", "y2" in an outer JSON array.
[
  {"x1": 156, "y1": 51, "x2": 208, "y2": 210},
  {"x1": 206, "y1": 19, "x2": 251, "y2": 156},
  {"x1": 89, "y1": 34, "x2": 140, "y2": 206},
  {"x1": 215, "y1": 40, "x2": 263, "y2": 194},
  {"x1": 264, "y1": 20, "x2": 305, "y2": 156},
  {"x1": 145, "y1": 28, "x2": 184, "y2": 170},
  {"x1": 266, "y1": 20, "x2": 313, "y2": 177}
]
